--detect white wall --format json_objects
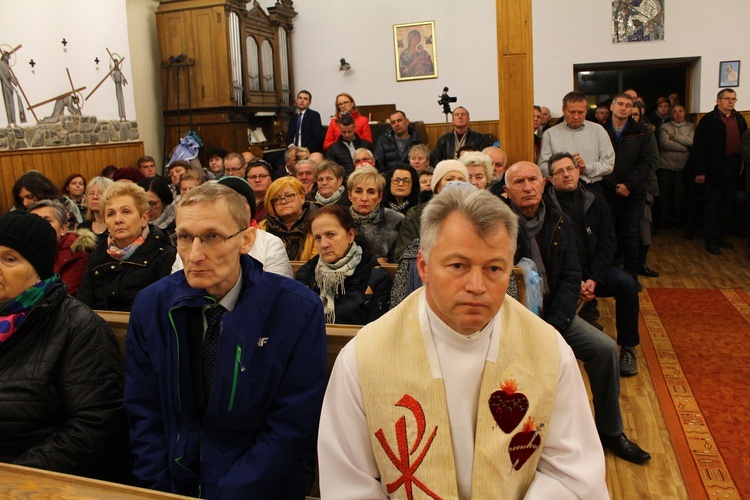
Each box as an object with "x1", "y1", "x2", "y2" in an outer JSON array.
[
  {"x1": 2, "y1": 0, "x2": 135, "y2": 126},
  {"x1": 288, "y1": 0, "x2": 499, "y2": 124},
  {"x1": 532, "y1": 0, "x2": 749, "y2": 116}
]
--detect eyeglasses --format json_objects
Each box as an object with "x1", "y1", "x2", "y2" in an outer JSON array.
[
  {"x1": 170, "y1": 227, "x2": 246, "y2": 249},
  {"x1": 270, "y1": 192, "x2": 297, "y2": 205},
  {"x1": 391, "y1": 177, "x2": 412, "y2": 185},
  {"x1": 337, "y1": 100, "x2": 353, "y2": 107},
  {"x1": 720, "y1": 97, "x2": 738, "y2": 102},
  {"x1": 225, "y1": 166, "x2": 246, "y2": 174},
  {"x1": 551, "y1": 165, "x2": 577, "y2": 177},
  {"x1": 148, "y1": 200, "x2": 162, "y2": 208},
  {"x1": 247, "y1": 173, "x2": 270, "y2": 181}
]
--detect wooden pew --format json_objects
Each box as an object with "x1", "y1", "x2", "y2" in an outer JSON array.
[{"x1": 0, "y1": 462, "x2": 191, "y2": 499}]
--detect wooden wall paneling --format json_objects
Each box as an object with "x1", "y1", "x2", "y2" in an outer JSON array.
[
  {"x1": 157, "y1": 11, "x2": 195, "y2": 111},
  {"x1": 496, "y1": 0, "x2": 534, "y2": 166},
  {"x1": 0, "y1": 142, "x2": 144, "y2": 214}
]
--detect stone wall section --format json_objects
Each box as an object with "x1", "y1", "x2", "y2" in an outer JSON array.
[{"x1": 0, "y1": 116, "x2": 139, "y2": 150}]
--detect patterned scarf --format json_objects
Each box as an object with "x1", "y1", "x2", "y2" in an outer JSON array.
[
  {"x1": 511, "y1": 201, "x2": 549, "y2": 296},
  {"x1": 0, "y1": 275, "x2": 58, "y2": 346},
  {"x1": 314, "y1": 242, "x2": 362, "y2": 324},
  {"x1": 315, "y1": 185, "x2": 345, "y2": 206},
  {"x1": 264, "y1": 203, "x2": 314, "y2": 260},
  {"x1": 152, "y1": 202, "x2": 176, "y2": 230},
  {"x1": 107, "y1": 225, "x2": 150, "y2": 261},
  {"x1": 388, "y1": 199, "x2": 410, "y2": 213},
  {"x1": 350, "y1": 204, "x2": 383, "y2": 226}
]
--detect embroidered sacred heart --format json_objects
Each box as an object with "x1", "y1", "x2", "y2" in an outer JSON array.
[
  {"x1": 488, "y1": 378, "x2": 529, "y2": 433},
  {"x1": 508, "y1": 417, "x2": 543, "y2": 471}
]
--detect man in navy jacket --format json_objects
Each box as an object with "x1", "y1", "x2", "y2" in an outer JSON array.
[
  {"x1": 286, "y1": 90, "x2": 324, "y2": 153},
  {"x1": 124, "y1": 183, "x2": 327, "y2": 498}
]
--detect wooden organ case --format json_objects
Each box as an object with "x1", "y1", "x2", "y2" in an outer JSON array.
[{"x1": 156, "y1": 0, "x2": 297, "y2": 157}]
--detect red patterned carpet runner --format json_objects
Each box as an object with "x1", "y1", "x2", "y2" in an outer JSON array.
[{"x1": 640, "y1": 288, "x2": 748, "y2": 499}]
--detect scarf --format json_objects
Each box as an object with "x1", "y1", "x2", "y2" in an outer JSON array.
[
  {"x1": 314, "y1": 242, "x2": 362, "y2": 324},
  {"x1": 153, "y1": 202, "x2": 176, "y2": 230},
  {"x1": 0, "y1": 275, "x2": 58, "y2": 346},
  {"x1": 350, "y1": 204, "x2": 383, "y2": 226},
  {"x1": 107, "y1": 224, "x2": 150, "y2": 261},
  {"x1": 264, "y1": 203, "x2": 313, "y2": 260},
  {"x1": 315, "y1": 185, "x2": 345, "y2": 206},
  {"x1": 512, "y1": 201, "x2": 549, "y2": 296},
  {"x1": 452, "y1": 130, "x2": 468, "y2": 158},
  {"x1": 388, "y1": 199, "x2": 410, "y2": 214}
]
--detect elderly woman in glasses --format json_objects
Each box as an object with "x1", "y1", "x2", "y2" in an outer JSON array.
[
  {"x1": 246, "y1": 160, "x2": 274, "y2": 221},
  {"x1": 347, "y1": 167, "x2": 404, "y2": 263},
  {"x1": 309, "y1": 160, "x2": 349, "y2": 206},
  {"x1": 77, "y1": 182, "x2": 176, "y2": 311},
  {"x1": 137, "y1": 176, "x2": 176, "y2": 236},
  {"x1": 259, "y1": 177, "x2": 319, "y2": 261}
]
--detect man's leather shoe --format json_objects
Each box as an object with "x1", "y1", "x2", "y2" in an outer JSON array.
[
  {"x1": 718, "y1": 239, "x2": 734, "y2": 249},
  {"x1": 599, "y1": 432, "x2": 651, "y2": 464},
  {"x1": 706, "y1": 244, "x2": 721, "y2": 255},
  {"x1": 638, "y1": 265, "x2": 660, "y2": 278}
]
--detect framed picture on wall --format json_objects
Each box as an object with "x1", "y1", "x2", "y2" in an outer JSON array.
[
  {"x1": 393, "y1": 21, "x2": 437, "y2": 82},
  {"x1": 719, "y1": 61, "x2": 740, "y2": 87}
]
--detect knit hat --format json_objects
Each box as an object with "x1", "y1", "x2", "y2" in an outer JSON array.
[
  {"x1": 0, "y1": 211, "x2": 57, "y2": 279},
  {"x1": 217, "y1": 176, "x2": 257, "y2": 220},
  {"x1": 431, "y1": 160, "x2": 470, "y2": 192}
]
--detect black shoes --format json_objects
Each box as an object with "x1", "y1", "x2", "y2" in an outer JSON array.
[
  {"x1": 599, "y1": 432, "x2": 651, "y2": 464},
  {"x1": 619, "y1": 346, "x2": 638, "y2": 376},
  {"x1": 638, "y1": 265, "x2": 660, "y2": 278}
]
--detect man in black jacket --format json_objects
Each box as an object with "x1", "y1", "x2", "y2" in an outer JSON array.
[
  {"x1": 431, "y1": 107, "x2": 491, "y2": 164},
  {"x1": 285, "y1": 90, "x2": 324, "y2": 153},
  {"x1": 546, "y1": 152, "x2": 641, "y2": 376},
  {"x1": 602, "y1": 93, "x2": 658, "y2": 278},
  {"x1": 373, "y1": 110, "x2": 423, "y2": 171},
  {"x1": 504, "y1": 161, "x2": 650, "y2": 464},
  {"x1": 326, "y1": 114, "x2": 372, "y2": 177},
  {"x1": 688, "y1": 88, "x2": 748, "y2": 254}
]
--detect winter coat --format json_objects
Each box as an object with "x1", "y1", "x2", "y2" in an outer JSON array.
[
  {"x1": 297, "y1": 249, "x2": 392, "y2": 325},
  {"x1": 125, "y1": 255, "x2": 327, "y2": 498},
  {"x1": 55, "y1": 228, "x2": 97, "y2": 297},
  {"x1": 510, "y1": 200, "x2": 582, "y2": 333},
  {"x1": 0, "y1": 282, "x2": 130, "y2": 481},
  {"x1": 431, "y1": 128, "x2": 492, "y2": 165},
  {"x1": 77, "y1": 224, "x2": 176, "y2": 311},
  {"x1": 373, "y1": 125, "x2": 424, "y2": 170},
  {"x1": 658, "y1": 120, "x2": 695, "y2": 171},
  {"x1": 688, "y1": 106, "x2": 748, "y2": 186},
  {"x1": 601, "y1": 117, "x2": 658, "y2": 199},
  {"x1": 326, "y1": 135, "x2": 373, "y2": 177},
  {"x1": 354, "y1": 205, "x2": 404, "y2": 262}
]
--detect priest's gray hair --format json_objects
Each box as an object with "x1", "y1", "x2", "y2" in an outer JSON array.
[{"x1": 419, "y1": 186, "x2": 518, "y2": 262}]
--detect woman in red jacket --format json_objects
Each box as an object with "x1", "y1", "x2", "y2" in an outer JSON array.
[
  {"x1": 29, "y1": 199, "x2": 97, "y2": 297},
  {"x1": 323, "y1": 92, "x2": 372, "y2": 151}
]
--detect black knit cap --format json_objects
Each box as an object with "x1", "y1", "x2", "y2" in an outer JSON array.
[
  {"x1": 0, "y1": 211, "x2": 57, "y2": 279},
  {"x1": 217, "y1": 176, "x2": 257, "y2": 220}
]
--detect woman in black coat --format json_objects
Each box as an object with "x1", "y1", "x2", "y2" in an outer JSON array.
[
  {"x1": 296, "y1": 205, "x2": 391, "y2": 325},
  {"x1": 0, "y1": 211, "x2": 130, "y2": 481},
  {"x1": 77, "y1": 182, "x2": 176, "y2": 311}
]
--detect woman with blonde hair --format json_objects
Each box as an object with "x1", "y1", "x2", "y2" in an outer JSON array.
[
  {"x1": 259, "y1": 177, "x2": 319, "y2": 261},
  {"x1": 323, "y1": 92, "x2": 372, "y2": 152},
  {"x1": 78, "y1": 176, "x2": 114, "y2": 236},
  {"x1": 77, "y1": 182, "x2": 176, "y2": 311}
]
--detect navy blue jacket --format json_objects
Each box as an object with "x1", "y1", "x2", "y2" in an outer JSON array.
[
  {"x1": 124, "y1": 255, "x2": 327, "y2": 499},
  {"x1": 510, "y1": 201, "x2": 582, "y2": 333},
  {"x1": 285, "y1": 108, "x2": 324, "y2": 153}
]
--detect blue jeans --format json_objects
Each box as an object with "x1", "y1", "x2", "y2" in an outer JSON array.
[
  {"x1": 560, "y1": 315, "x2": 623, "y2": 436},
  {"x1": 595, "y1": 266, "x2": 640, "y2": 348}
]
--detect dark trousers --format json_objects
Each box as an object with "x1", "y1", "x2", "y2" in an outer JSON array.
[
  {"x1": 704, "y1": 157, "x2": 741, "y2": 244},
  {"x1": 606, "y1": 196, "x2": 645, "y2": 278},
  {"x1": 657, "y1": 169, "x2": 685, "y2": 226},
  {"x1": 595, "y1": 266, "x2": 640, "y2": 347}
]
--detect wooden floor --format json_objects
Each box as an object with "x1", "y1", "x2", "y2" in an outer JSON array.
[{"x1": 595, "y1": 226, "x2": 750, "y2": 499}]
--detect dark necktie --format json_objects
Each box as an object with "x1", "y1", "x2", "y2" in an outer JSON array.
[
  {"x1": 295, "y1": 112, "x2": 303, "y2": 146},
  {"x1": 203, "y1": 305, "x2": 226, "y2": 397}
]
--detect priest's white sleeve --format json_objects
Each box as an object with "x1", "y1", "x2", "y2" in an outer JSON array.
[
  {"x1": 525, "y1": 336, "x2": 610, "y2": 499},
  {"x1": 318, "y1": 338, "x2": 388, "y2": 499}
]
